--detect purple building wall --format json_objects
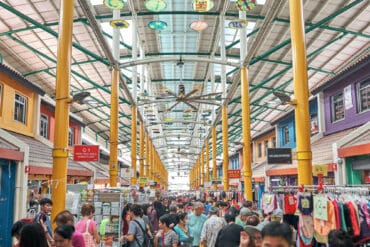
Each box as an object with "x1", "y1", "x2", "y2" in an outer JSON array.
[{"x1": 323, "y1": 57, "x2": 370, "y2": 135}]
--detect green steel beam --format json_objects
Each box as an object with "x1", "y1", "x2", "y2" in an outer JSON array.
[
  {"x1": 78, "y1": 18, "x2": 132, "y2": 50},
  {"x1": 261, "y1": 58, "x2": 335, "y2": 75},
  {"x1": 226, "y1": 28, "x2": 260, "y2": 50},
  {"x1": 8, "y1": 34, "x2": 131, "y2": 106},
  {"x1": 0, "y1": 2, "x2": 109, "y2": 66},
  {"x1": 44, "y1": 70, "x2": 132, "y2": 122},
  {"x1": 23, "y1": 59, "x2": 101, "y2": 77},
  {"x1": 249, "y1": 0, "x2": 364, "y2": 66}
]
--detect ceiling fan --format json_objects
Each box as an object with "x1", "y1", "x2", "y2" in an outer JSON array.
[
  {"x1": 160, "y1": 84, "x2": 222, "y2": 111},
  {"x1": 138, "y1": 58, "x2": 222, "y2": 111}
]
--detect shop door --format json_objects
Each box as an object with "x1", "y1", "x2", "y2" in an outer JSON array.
[{"x1": 0, "y1": 159, "x2": 16, "y2": 247}]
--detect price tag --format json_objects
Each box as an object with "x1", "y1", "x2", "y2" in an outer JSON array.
[
  {"x1": 313, "y1": 195, "x2": 328, "y2": 221},
  {"x1": 313, "y1": 165, "x2": 328, "y2": 176},
  {"x1": 301, "y1": 198, "x2": 310, "y2": 209}
]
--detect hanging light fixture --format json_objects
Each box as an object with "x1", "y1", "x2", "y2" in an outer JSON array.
[
  {"x1": 236, "y1": 0, "x2": 256, "y2": 11},
  {"x1": 145, "y1": 0, "x2": 167, "y2": 12},
  {"x1": 103, "y1": 0, "x2": 125, "y2": 10},
  {"x1": 148, "y1": 20, "x2": 168, "y2": 31},
  {"x1": 190, "y1": 20, "x2": 208, "y2": 31},
  {"x1": 110, "y1": 19, "x2": 129, "y2": 29},
  {"x1": 228, "y1": 19, "x2": 248, "y2": 29},
  {"x1": 192, "y1": 0, "x2": 214, "y2": 12}
]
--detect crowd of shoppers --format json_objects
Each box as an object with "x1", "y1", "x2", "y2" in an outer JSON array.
[{"x1": 11, "y1": 196, "x2": 357, "y2": 247}]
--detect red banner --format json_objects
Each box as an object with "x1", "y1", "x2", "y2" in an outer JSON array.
[
  {"x1": 73, "y1": 145, "x2": 99, "y2": 161},
  {"x1": 227, "y1": 169, "x2": 241, "y2": 179}
]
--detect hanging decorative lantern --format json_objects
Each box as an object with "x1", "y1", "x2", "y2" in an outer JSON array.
[
  {"x1": 228, "y1": 19, "x2": 248, "y2": 29},
  {"x1": 192, "y1": 0, "x2": 214, "y2": 12},
  {"x1": 110, "y1": 19, "x2": 129, "y2": 29},
  {"x1": 236, "y1": 0, "x2": 256, "y2": 11},
  {"x1": 148, "y1": 20, "x2": 168, "y2": 31},
  {"x1": 145, "y1": 0, "x2": 167, "y2": 12},
  {"x1": 190, "y1": 20, "x2": 208, "y2": 31},
  {"x1": 104, "y1": 0, "x2": 125, "y2": 10}
]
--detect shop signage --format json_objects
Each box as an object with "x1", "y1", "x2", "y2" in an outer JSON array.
[
  {"x1": 138, "y1": 177, "x2": 148, "y2": 185},
  {"x1": 211, "y1": 179, "x2": 222, "y2": 185},
  {"x1": 313, "y1": 165, "x2": 328, "y2": 176},
  {"x1": 73, "y1": 145, "x2": 99, "y2": 161},
  {"x1": 204, "y1": 182, "x2": 211, "y2": 188},
  {"x1": 227, "y1": 169, "x2": 241, "y2": 179},
  {"x1": 121, "y1": 168, "x2": 134, "y2": 178},
  {"x1": 267, "y1": 148, "x2": 292, "y2": 164},
  {"x1": 194, "y1": 0, "x2": 209, "y2": 12}
]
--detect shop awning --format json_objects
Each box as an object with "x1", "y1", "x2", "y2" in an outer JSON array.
[
  {"x1": 9, "y1": 131, "x2": 93, "y2": 177},
  {"x1": 311, "y1": 127, "x2": 356, "y2": 165}
]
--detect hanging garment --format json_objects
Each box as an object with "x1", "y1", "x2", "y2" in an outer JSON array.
[
  {"x1": 298, "y1": 193, "x2": 313, "y2": 215},
  {"x1": 284, "y1": 194, "x2": 297, "y2": 215},
  {"x1": 313, "y1": 200, "x2": 336, "y2": 244},
  {"x1": 346, "y1": 201, "x2": 360, "y2": 236}
]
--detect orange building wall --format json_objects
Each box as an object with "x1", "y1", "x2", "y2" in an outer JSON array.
[
  {"x1": 40, "y1": 103, "x2": 81, "y2": 145},
  {"x1": 253, "y1": 130, "x2": 275, "y2": 163},
  {"x1": 40, "y1": 104, "x2": 55, "y2": 142},
  {"x1": 0, "y1": 74, "x2": 37, "y2": 137}
]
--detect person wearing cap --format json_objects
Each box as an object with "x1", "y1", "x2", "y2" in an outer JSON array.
[
  {"x1": 243, "y1": 221, "x2": 269, "y2": 247},
  {"x1": 270, "y1": 208, "x2": 283, "y2": 222},
  {"x1": 200, "y1": 207, "x2": 226, "y2": 247},
  {"x1": 236, "y1": 208, "x2": 251, "y2": 228}
]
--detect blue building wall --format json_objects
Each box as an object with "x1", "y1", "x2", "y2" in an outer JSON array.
[{"x1": 277, "y1": 100, "x2": 318, "y2": 148}]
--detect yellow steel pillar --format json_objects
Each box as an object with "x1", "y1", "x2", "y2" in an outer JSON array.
[
  {"x1": 200, "y1": 150, "x2": 204, "y2": 186},
  {"x1": 212, "y1": 127, "x2": 217, "y2": 189},
  {"x1": 51, "y1": 0, "x2": 74, "y2": 224},
  {"x1": 139, "y1": 123, "x2": 145, "y2": 176},
  {"x1": 289, "y1": 0, "x2": 312, "y2": 185},
  {"x1": 222, "y1": 107, "x2": 230, "y2": 191},
  {"x1": 205, "y1": 139, "x2": 210, "y2": 183},
  {"x1": 220, "y1": 13, "x2": 229, "y2": 191},
  {"x1": 109, "y1": 68, "x2": 119, "y2": 187},
  {"x1": 150, "y1": 142, "x2": 154, "y2": 182},
  {"x1": 131, "y1": 107, "x2": 137, "y2": 185},
  {"x1": 195, "y1": 162, "x2": 199, "y2": 188},
  {"x1": 145, "y1": 133, "x2": 150, "y2": 178},
  {"x1": 189, "y1": 168, "x2": 194, "y2": 189},
  {"x1": 241, "y1": 67, "x2": 253, "y2": 200}
]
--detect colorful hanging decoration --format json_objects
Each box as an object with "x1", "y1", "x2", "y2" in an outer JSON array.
[
  {"x1": 193, "y1": 0, "x2": 214, "y2": 12},
  {"x1": 110, "y1": 19, "x2": 129, "y2": 29},
  {"x1": 148, "y1": 20, "x2": 168, "y2": 31},
  {"x1": 145, "y1": 0, "x2": 167, "y2": 12},
  {"x1": 190, "y1": 20, "x2": 208, "y2": 31},
  {"x1": 228, "y1": 19, "x2": 248, "y2": 29},
  {"x1": 236, "y1": 0, "x2": 256, "y2": 11},
  {"x1": 103, "y1": 0, "x2": 125, "y2": 10}
]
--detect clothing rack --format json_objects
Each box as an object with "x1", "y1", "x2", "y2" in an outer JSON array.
[{"x1": 269, "y1": 184, "x2": 370, "y2": 195}]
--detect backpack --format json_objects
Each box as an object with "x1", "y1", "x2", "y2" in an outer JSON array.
[
  {"x1": 132, "y1": 219, "x2": 153, "y2": 247},
  {"x1": 82, "y1": 220, "x2": 96, "y2": 247}
]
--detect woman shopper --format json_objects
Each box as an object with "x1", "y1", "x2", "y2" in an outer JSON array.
[
  {"x1": 18, "y1": 222, "x2": 48, "y2": 247},
  {"x1": 154, "y1": 214, "x2": 179, "y2": 247},
  {"x1": 174, "y1": 212, "x2": 192, "y2": 247},
  {"x1": 54, "y1": 210, "x2": 85, "y2": 247},
  {"x1": 75, "y1": 203, "x2": 100, "y2": 246},
  {"x1": 54, "y1": 224, "x2": 74, "y2": 247}
]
